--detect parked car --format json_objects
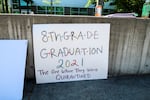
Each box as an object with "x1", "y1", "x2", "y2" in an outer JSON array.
[{"x1": 104, "y1": 13, "x2": 137, "y2": 18}]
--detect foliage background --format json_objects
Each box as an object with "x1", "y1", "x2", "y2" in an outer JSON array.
[{"x1": 115, "y1": 0, "x2": 145, "y2": 16}]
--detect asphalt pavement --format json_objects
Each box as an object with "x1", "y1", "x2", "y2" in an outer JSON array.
[{"x1": 23, "y1": 74, "x2": 150, "y2": 100}]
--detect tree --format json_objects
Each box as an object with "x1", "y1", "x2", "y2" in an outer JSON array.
[
  {"x1": 1, "y1": 0, "x2": 5, "y2": 13},
  {"x1": 115, "y1": 0, "x2": 145, "y2": 16},
  {"x1": 5, "y1": 0, "x2": 8, "y2": 13},
  {"x1": 23, "y1": 0, "x2": 34, "y2": 14},
  {"x1": 1, "y1": 0, "x2": 9, "y2": 13},
  {"x1": 42, "y1": 0, "x2": 61, "y2": 5},
  {"x1": 85, "y1": 0, "x2": 108, "y2": 8}
]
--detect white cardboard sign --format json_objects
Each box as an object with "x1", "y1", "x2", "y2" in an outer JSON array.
[
  {"x1": 33, "y1": 24, "x2": 110, "y2": 84},
  {"x1": 0, "y1": 40, "x2": 27, "y2": 100}
]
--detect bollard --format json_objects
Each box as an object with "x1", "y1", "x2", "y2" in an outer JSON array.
[{"x1": 95, "y1": 5, "x2": 102, "y2": 17}]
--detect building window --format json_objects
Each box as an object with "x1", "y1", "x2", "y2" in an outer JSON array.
[
  {"x1": 70, "y1": 7, "x2": 91, "y2": 15},
  {"x1": 36, "y1": 6, "x2": 64, "y2": 15},
  {"x1": 11, "y1": 0, "x2": 20, "y2": 13},
  {"x1": 12, "y1": 4, "x2": 19, "y2": 9},
  {"x1": 71, "y1": 8, "x2": 79, "y2": 15},
  {"x1": 12, "y1": 0, "x2": 19, "y2": 3},
  {"x1": 55, "y1": 7, "x2": 64, "y2": 15},
  {"x1": 79, "y1": 8, "x2": 88, "y2": 15}
]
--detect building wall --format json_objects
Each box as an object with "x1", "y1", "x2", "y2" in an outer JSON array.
[
  {"x1": 11, "y1": 0, "x2": 94, "y2": 15},
  {"x1": 0, "y1": 15, "x2": 150, "y2": 79},
  {"x1": 10, "y1": 0, "x2": 115, "y2": 15},
  {"x1": 33, "y1": 0, "x2": 90, "y2": 8}
]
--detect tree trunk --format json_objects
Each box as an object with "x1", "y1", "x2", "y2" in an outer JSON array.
[
  {"x1": 2, "y1": 0, "x2": 5, "y2": 13},
  {"x1": 5, "y1": 0, "x2": 8, "y2": 13}
]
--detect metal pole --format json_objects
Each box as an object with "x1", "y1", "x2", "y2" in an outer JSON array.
[
  {"x1": 50, "y1": 0, "x2": 53, "y2": 14},
  {"x1": 96, "y1": 0, "x2": 99, "y2": 6},
  {"x1": 19, "y1": 0, "x2": 21, "y2": 13}
]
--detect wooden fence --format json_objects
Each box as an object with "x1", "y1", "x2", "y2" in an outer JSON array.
[{"x1": 0, "y1": 14, "x2": 150, "y2": 78}]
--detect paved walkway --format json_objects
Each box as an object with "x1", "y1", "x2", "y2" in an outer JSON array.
[{"x1": 23, "y1": 75, "x2": 150, "y2": 100}]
